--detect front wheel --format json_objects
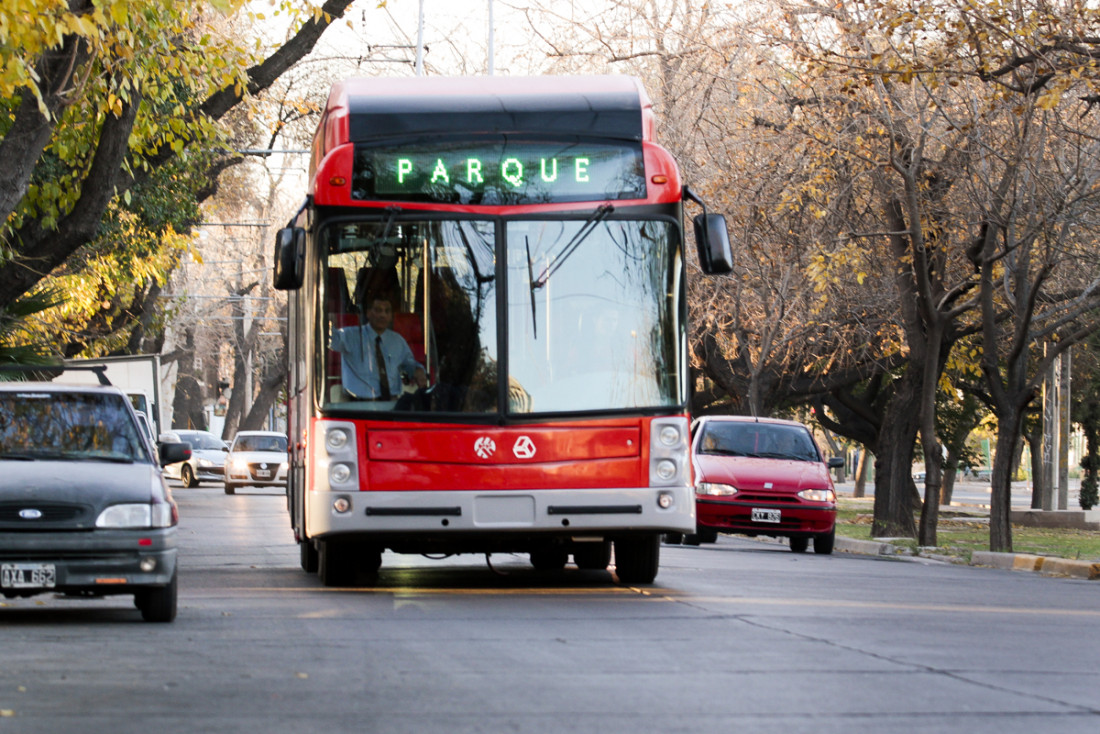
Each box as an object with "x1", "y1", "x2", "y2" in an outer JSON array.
[
  {"x1": 813, "y1": 528, "x2": 835, "y2": 555},
  {"x1": 181, "y1": 464, "x2": 197, "y2": 488},
  {"x1": 614, "y1": 535, "x2": 660, "y2": 584},
  {"x1": 789, "y1": 536, "x2": 809, "y2": 553},
  {"x1": 224, "y1": 483, "x2": 236, "y2": 495},
  {"x1": 136, "y1": 571, "x2": 177, "y2": 623},
  {"x1": 530, "y1": 547, "x2": 568, "y2": 571},
  {"x1": 300, "y1": 539, "x2": 318, "y2": 573}
]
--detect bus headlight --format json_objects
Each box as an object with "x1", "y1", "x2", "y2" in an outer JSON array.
[
  {"x1": 649, "y1": 417, "x2": 689, "y2": 487},
  {"x1": 330, "y1": 463, "x2": 353, "y2": 485},
  {"x1": 326, "y1": 428, "x2": 350, "y2": 452}
]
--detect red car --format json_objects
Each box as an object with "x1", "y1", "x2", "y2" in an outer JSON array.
[{"x1": 682, "y1": 416, "x2": 843, "y2": 553}]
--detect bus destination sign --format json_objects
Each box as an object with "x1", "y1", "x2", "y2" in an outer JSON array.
[{"x1": 352, "y1": 141, "x2": 646, "y2": 205}]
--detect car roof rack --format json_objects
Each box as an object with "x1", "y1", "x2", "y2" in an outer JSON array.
[{"x1": 0, "y1": 364, "x2": 111, "y2": 385}]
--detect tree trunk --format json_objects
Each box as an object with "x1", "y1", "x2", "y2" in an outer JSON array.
[
  {"x1": 989, "y1": 414, "x2": 1021, "y2": 552},
  {"x1": 941, "y1": 448, "x2": 958, "y2": 506},
  {"x1": 853, "y1": 450, "x2": 869, "y2": 498},
  {"x1": 240, "y1": 361, "x2": 288, "y2": 432},
  {"x1": 871, "y1": 371, "x2": 921, "y2": 538}
]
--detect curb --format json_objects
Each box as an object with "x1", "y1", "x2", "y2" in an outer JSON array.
[
  {"x1": 968, "y1": 551, "x2": 1100, "y2": 579},
  {"x1": 836, "y1": 537, "x2": 1100, "y2": 579}
]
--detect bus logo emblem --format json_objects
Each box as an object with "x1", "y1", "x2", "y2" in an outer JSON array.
[
  {"x1": 513, "y1": 436, "x2": 536, "y2": 459},
  {"x1": 474, "y1": 437, "x2": 496, "y2": 459}
]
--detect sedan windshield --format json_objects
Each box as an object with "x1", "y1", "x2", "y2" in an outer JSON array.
[
  {"x1": 0, "y1": 392, "x2": 150, "y2": 463},
  {"x1": 699, "y1": 422, "x2": 821, "y2": 463}
]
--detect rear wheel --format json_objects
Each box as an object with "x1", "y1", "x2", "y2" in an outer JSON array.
[
  {"x1": 789, "y1": 536, "x2": 809, "y2": 553},
  {"x1": 614, "y1": 535, "x2": 660, "y2": 584},
  {"x1": 136, "y1": 571, "x2": 177, "y2": 623},
  {"x1": 813, "y1": 528, "x2": 835, "y2": 555},
  {"x1": 572, "y1": 541, "x2": 612, "y2": 570},
  {"x1": 530, "y1": 547, "x2": 568, "y2": 571},
  {"x1": 181, "y1": 464, "x2": 197, "y2": 488}
]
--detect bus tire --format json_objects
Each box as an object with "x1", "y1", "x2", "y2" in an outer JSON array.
[
  {"x1": 300, "y1": 539, "x2": 318, "y2": 573},
  {"x1": 614, "y1": 535, "x2": 660, "y2": 584},
  {"x1": 530, "y1": 547, "x2": 568, "y2": 571},
  {"x1": 318, "y1": 540, "x2": 356, "y2": 587},
  {"x1": 573, "y1": 541, "x2": 612, "y2": 570}
]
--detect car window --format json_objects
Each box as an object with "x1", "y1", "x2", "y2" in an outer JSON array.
[
  {"x1": 179, "y1": 432, "x2": 224, "y2": 450},
  {"x1": 0, "y1": 391, "x2": 150, "y2": 463},
  {"x1": 233, "y1": 434, "x2": 287, "y2": 452},
  {"x1": 699, "y1": 422, "x2": 819, "y2": 462}
]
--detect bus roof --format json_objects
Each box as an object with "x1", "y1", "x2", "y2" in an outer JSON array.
[{"x1": 322, "y1": 75, "x2": 655, "y2": 145}]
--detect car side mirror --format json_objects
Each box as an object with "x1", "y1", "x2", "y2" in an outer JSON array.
[
  {"x1": 273, "y1": 226, "x2": 306, "y2": 290},
  {"x1": 159, "y1": 441, "x2": 192, "y2": 465}
]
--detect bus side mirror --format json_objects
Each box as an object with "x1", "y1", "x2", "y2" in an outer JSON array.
[
  {"x1": 273, "y1": 227, "x2": 306, "y2": 290},
  {"x1": 692, "y1": 213, "x2": 734, "y2": 275}
]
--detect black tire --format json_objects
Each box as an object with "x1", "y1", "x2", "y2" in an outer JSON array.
[
  {"x1": 813, "y1": 528, "x2": 836, "y2": 555},
  {"x1": 682, "y1": 533, "x2": 701, "y2": 546},
  {"x1": 573, "y1": 541, "x2": 612, "y2": 570},
  {"x1": 181, "y1": 464, "x2": 197, "y2": 488},
  {"x1": 663, "y1": 532, "x2": 683, "y2": 545},
  {"x1": 530, "y1": 547, "x2": 568, "y2": 571},
  {"x1": 789, "y1": 536, "x2": 809, "y2": 553},
  {"x1": 224, "y1": 483, "x2": 236, "y2": 495},
  {"x1": 614, "y1": 535, "x2": 660, "y2": 584},
  {"x1": 137, "y1": 571, "x2": 177, "y2": 623},
  {"x1": 318, "y1": 540, "x2": 356, "y2": 587},
  {"x1": 300, "y1": 539, "x2": 319, "y2": 573},
  {"x1": 699, "y1": 527, "x2": 719, "y2": 544}
]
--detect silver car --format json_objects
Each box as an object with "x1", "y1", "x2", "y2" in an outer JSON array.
[
  {"x1": 224, "y1": 430, "x2": 289, "y2": 495},
  {"x1": 0, "y1": 381, "x2": 188, "y2": 622},
  {"x1": 160, "y1": 429, "x2": 228, "y2": 487}
]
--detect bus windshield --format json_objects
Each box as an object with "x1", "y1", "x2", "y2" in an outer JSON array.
[{"x1": 320, "y1": 214, "x2": 683, "y2": 416}]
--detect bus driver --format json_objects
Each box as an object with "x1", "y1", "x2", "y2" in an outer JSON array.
[{"x1": 331, "y1": 296, "x2": 427, "y2": 401}]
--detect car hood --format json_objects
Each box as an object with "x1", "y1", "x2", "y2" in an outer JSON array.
[
  {"x1": 694, "y1": 454, "x2": 834, "y2": 492},
  {"x1": 188, "y1": 448, "x2": 226, "y2": 465},
  {"x1": 1, "y1": 460, "x2": 158, "y2": 522},
  {"x1": 228, "y1": 450, "x2": 287, "y2": 464}
]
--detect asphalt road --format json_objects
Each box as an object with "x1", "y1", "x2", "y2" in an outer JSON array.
[{"x1": 2, "y1": 482, "x2": 1098, "y2": 734}]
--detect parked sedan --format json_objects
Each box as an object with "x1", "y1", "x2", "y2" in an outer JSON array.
[
  {"x1": 0, "y1": 379, "x2": 189, "y2": 622},
  {"x1": 223, "y1": 430, "x2": 288, "y2": 495},
  {"x1": 160, "y1": 429, "x2": 228, "y2": 487},
  {"x1": 685, "y1": 415, "x2": 843, "y2": 553}
]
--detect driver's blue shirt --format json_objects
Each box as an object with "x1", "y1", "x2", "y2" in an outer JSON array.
[{"x1": 331, "y1": 325, "x2": 422, "y2": 399}]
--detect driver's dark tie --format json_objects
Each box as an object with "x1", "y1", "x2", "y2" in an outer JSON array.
[{"x1": 375, "y1": 335, "x2": 391, "y2": 400}]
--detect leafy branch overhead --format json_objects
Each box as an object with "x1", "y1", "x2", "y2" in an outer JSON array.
[{"x1": 0, "y1": 0, "x2": 357, "y2": 311}]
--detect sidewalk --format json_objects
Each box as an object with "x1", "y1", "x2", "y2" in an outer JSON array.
[{"x1": 834, "y1": 485, "x2": 1100, "y2": 580}]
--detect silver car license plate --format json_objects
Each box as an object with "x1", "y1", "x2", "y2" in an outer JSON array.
[
  {"x1": 1, "y1": 563, "x2": 57, "y2": 589},
  {"x1": 751, "y1": 508, "x2": 781, "y2": 524}
]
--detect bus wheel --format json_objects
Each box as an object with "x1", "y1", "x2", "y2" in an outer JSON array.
[
  {"x1": 300, "y1": 540, "x2": 318, "y2": 573},
  {"x1": 614, "y1": 535, "x2": 660, "y2": 584},
  {"x1": 530, "y1": 547, "x2": 568, "y2": 571},
  {"x1": 318, "y1": 540, "x2": 356, "y2": 586},
  {"x1": 573, "y1": 541, "x2": 612, "y2": 570}
]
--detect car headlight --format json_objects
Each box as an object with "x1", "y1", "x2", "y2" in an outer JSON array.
[
  {"x1": 230, "y1": 457, "x2": 249, "y2": 472},
  {"x1": 697, "y1": 482, "x2": 738, "y2": 496},
  {"x1": 797, "y1": 489, "x2": 836, "y2": 502},
  {"x1": 96, "y1": 504, "x2": 153, "y2": 528},
  {"x1": 198, "y1": 458, "x2": 214, "y2": 468}
]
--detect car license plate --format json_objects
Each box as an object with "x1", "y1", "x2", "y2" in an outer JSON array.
[
  {"x1": 256, "y1": 469, "x2": 271, "y2": 478},
  {"x1": 751, "y1": 508, "x2": 781, "y2": 524},
  {"x1": 1, "y1": 563, "x2": 56, "y2": 589}
]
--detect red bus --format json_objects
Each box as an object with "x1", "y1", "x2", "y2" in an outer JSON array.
[{"x1": 273, "y1": 75, "x2": 731, "y2": 585}]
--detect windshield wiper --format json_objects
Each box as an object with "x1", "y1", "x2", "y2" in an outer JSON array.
[{"x1": 530, "y1": 204, "x2": 614, "y2": 290}]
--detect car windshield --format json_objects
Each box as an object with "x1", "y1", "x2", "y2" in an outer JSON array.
[
  {"x1": 178, "y1": 432, "x2": 224, "y2": 450},
  {"x1": 698, "y1": 422, "x2": 820, "y2": 462},
  {"x1": 0, "y1": 391, "x2": 150, "y2": 463},
  {"x1": 233, "y1": 434, "x2": 287, "y2": 452}
]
